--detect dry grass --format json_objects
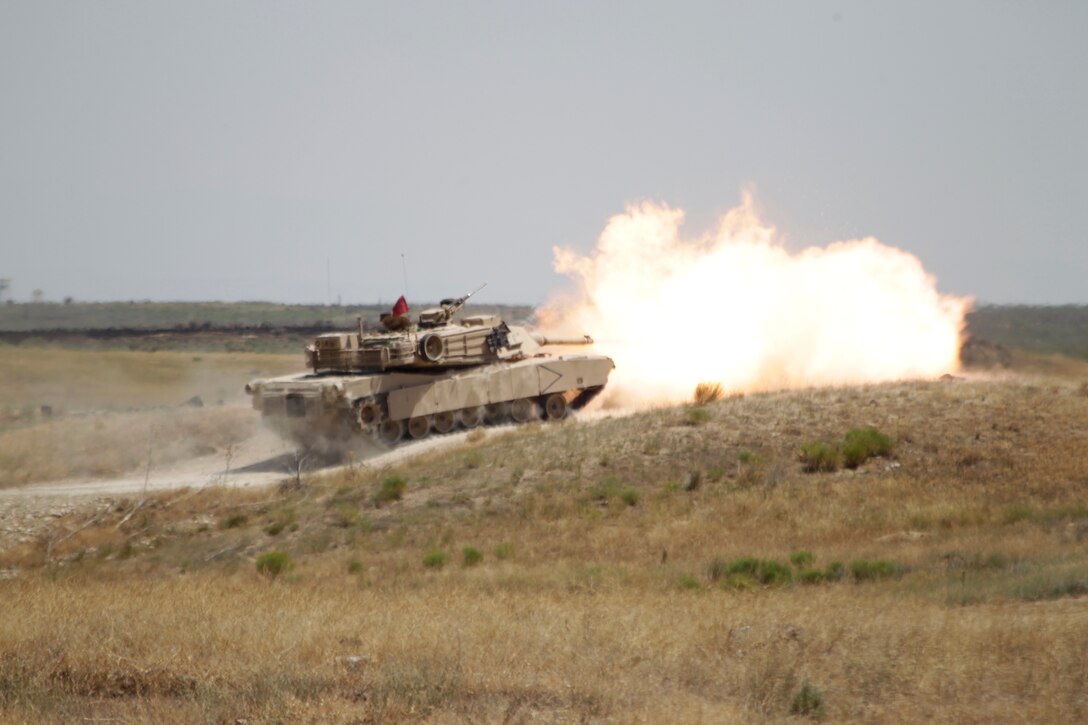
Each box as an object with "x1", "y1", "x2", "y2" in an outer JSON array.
[
  {"x1": 2, "y1": 364, "x2": 1088, "y2": 720},
  {"x1": 2, "y1": 574, "x2": 1085, "y2": 723},
  {"x1": 0, "y1": 345, "x2": 296, "y2": 414},
  {"x1": 0, "y1": 346, "x2": 296, "y2": 486},
  {"x1": 0, "y1": 406, "x2": 254, "y2": 487}
]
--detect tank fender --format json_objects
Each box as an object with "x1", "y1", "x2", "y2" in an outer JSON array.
[
  {"x1": 385, "y1": 357, "x2": 613, "y2": 421},
  {"x1": 537, "y1": 357, "x2": 613, "y2": 394},
  {"x1": 387, "y1": 376, "x2": 489, "y2": 420}
]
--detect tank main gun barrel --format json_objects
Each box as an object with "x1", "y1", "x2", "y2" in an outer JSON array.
[{"x1": 530, "y1": 333, "x2": 594, "y2": 346}]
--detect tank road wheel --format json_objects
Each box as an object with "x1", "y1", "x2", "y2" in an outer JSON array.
[
  {"x1": 459, "y1": 406, "x2": 484, "y2": 429},
  {"x1": 510, "y1": 398, "x2": 536, "y2": 423},
  {"x1": 357, "y1": 400, "x2": 383, "y2": 428},
  {"x1": 485, "y1": 402, "x2": 509, "y2": 424},
  {"x1": 379, "y1": 419, "x2": 404, "y2": 444},
  {"x1": 543, "y1": 393, "x2": 568, "y2": 421},
  {"x1": 408, "y1": 416, "x2": 431, "y2": 439},
  {"x1": 433, "y1": 410, "x2": 456, "y2": 434}
]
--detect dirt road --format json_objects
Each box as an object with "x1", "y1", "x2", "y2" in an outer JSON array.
[
  {"x1": 0, "y1": 426, "x2": 488, "y2": 501},
  {"x1": 0, "y1": 424, "x2": 495, "y2": 549}
]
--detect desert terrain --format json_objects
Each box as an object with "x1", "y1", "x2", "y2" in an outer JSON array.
[{"x1": 0, "y1": 307, "x2": 1087, "y2": 722}]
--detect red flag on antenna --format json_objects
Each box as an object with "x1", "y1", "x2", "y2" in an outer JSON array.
[{"x1": 392, "y1": 295, "x2": 409, "y2": 317}]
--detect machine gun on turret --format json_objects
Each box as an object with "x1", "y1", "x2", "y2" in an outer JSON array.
[{"x1": 418, "y1": 282, "x2": 488, "y2": 328}]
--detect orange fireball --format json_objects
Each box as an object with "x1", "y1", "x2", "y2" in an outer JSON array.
[{"x1": 538, "y1": 193, "x2": 971, "y2": 407}]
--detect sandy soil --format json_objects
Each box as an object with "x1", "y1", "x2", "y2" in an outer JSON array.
[
  {"x1": 0, "y1": 402, "x2": 633, "y2": 504},
  {"x1": 0, "y1": 424, "x2": 508, "y2": 548},
  {"x1": 0, "y1": 427, "x2": 487, "y2": 501}
]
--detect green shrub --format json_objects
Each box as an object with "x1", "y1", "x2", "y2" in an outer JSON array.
[
  {"x1": 494, "y1": 543, "x2": 514, "y2": 560},
  {"x1": 726, "y1": 557, "x2": 760, "y2": 577},
  {"x1": 256, "y1": 551, "x2": 292, "y2": 580},
  {"x1": 374, "y1": 475, "x2": 407, "y2": 505},
  {"x1": 587, "y1": 476, "x2": 642, "y2": 507},
  {"x1": 679, "y1": 574, "x2": 702, "y2": 591},
  {"x1": 347, "y1": 559, "x2": 363, "y2": 574},
  {"x1": 755, "y1": 559, "x2": 793, "y2": 586},
  {"x1": 790, "y1": 550, "x2": 815, "y2": 569},
  {"x1": 790, "y1": 681, "x2": 826, "y2": 718},
  {"x1": 797, "y1": 568, "x2": 826, "y2": 584},
  {"x1": 845, "y1": 427, "x2": 893, "y2": 456},
  {"x1": 825, "y1": 561, "x2": 846, "y2": 581},
  {"x1": 693, "y1": 381, "x2": 724, "y2": 405},
  {"x1": 850, "y1": 559, "x2": 902, "y2": 582},
  {"x1": 422, "y1": 549, "x2": 447, "y2": 569},
  {"x1": 737, "y1": 449, "x2": 761, "y2": 465},
  {"x1": 722, "y1": 573, "x2": 758, "y2": 591},
  {"x1": 686, "y1": 407, "x2": 712, "y2": 425},
  {"x1": 842, "y1": 427, "x2": 894, "y2": 469},
  {"x1": 801, "y1": 428, "x2": 894, "y2": 471},
  {"x1": 723, "y1": 557, "x2": 793, "y2": 586},
  {"x1": 462, "y1": 546, "x2": 483, "y2": 567},
  {"x1": 265, "y1": 508, "x2": 296, "y2": 536},
  {"x1": 800, "y1": 441, "x2": 841, "y2": 472},
  {"x1": 221, "y1": 514, "x2": 248, "y2": 529},
  {"x1": 840, "y1": 441, "x2": 867, "y2": 469}
]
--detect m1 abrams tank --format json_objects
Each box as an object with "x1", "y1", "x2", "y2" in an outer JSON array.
[{"x1": 245, "y1": 285, "x2": 614, "y2": 447}]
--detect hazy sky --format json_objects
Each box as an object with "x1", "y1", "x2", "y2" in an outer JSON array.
[{"x1": 1, "y1": 1, "x2": 1085, "y2": 306}]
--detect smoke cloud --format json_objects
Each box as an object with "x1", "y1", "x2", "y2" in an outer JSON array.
[{"x1": 538, "y1": 194, "x2": 971, "y2": 406}]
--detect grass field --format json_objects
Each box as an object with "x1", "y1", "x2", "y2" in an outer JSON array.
[
  {"x1": 968, "y1": 304, "x2": 1088, "y2": 359},
  {"x1": 2, "y1": 355, "x2": 1088, "y2": 721},
  {"x1": 0, "y1": 346, "x2": 298, "y2": 413},
  {"x1": 0, "y1": 347, "x2": 298, "y2": 486},
  {"x1": 0, "y1": 301, "x2": 535, "y2": 332},
  {"x1": 3, "y1": 301, "x2": 1088, "y2": 361}
]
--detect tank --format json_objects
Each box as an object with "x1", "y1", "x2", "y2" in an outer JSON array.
[{"x1": 245, "y1": 285, "x2": 614, "y2": 447}]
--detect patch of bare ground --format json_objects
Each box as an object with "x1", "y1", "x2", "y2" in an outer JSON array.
[{"x1": 2, "y1": 372, "x2": 1088, "y2": 721}]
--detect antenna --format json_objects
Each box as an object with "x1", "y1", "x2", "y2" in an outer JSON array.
[
  {"x1": 400, "y1": 252, "x2": 409, "y2": 298},
  {"x1": 326, "y1": 258, "x2": 331, "y2": 306}
]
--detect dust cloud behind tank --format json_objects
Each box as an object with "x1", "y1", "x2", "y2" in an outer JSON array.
[{"x1": 245, "y1": 284, "x2": 614, "y2": 448}]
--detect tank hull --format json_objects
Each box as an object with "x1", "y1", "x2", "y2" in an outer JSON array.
[{"x1": 250, "y1": 354, "x2": 613, "y2": 447}]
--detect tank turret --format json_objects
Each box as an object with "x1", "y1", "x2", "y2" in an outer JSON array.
[
  {"x1": 305, "y1": 284, "x2": 594, "y2": 374},
  {"x1": 247, "y1": 284, "x2": 614, "y2": 447}
]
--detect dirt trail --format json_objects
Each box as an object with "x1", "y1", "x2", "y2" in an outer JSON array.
[
  {"x1": 0, "y1": 404, "x2": 631, "y2": 502},
  {"x1": 0, "y1": 423, "x2": 530, "y2": 501},
  {"x1": 0, "y1": 426, "x2": 486, "y2": 545}
]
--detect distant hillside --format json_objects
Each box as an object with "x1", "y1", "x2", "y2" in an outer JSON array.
[
  {"x1": 4, "y1": 301, "x2": 1088, "y2": 361},
  {"x1": 0, "y1": 301, "x2": 535, "y2": 332},
  {"x1": 966, "y1": 305, "x2": 1088, "y2": 360}
]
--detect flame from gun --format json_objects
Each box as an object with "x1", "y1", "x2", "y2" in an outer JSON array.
[{"x1": 537, "y1": 193, "x2": 970, "y2": 407}]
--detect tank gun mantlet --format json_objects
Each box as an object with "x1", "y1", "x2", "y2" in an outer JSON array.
[{"x1": 483, "y1": 325, "x2": 595, "y2": 361}]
